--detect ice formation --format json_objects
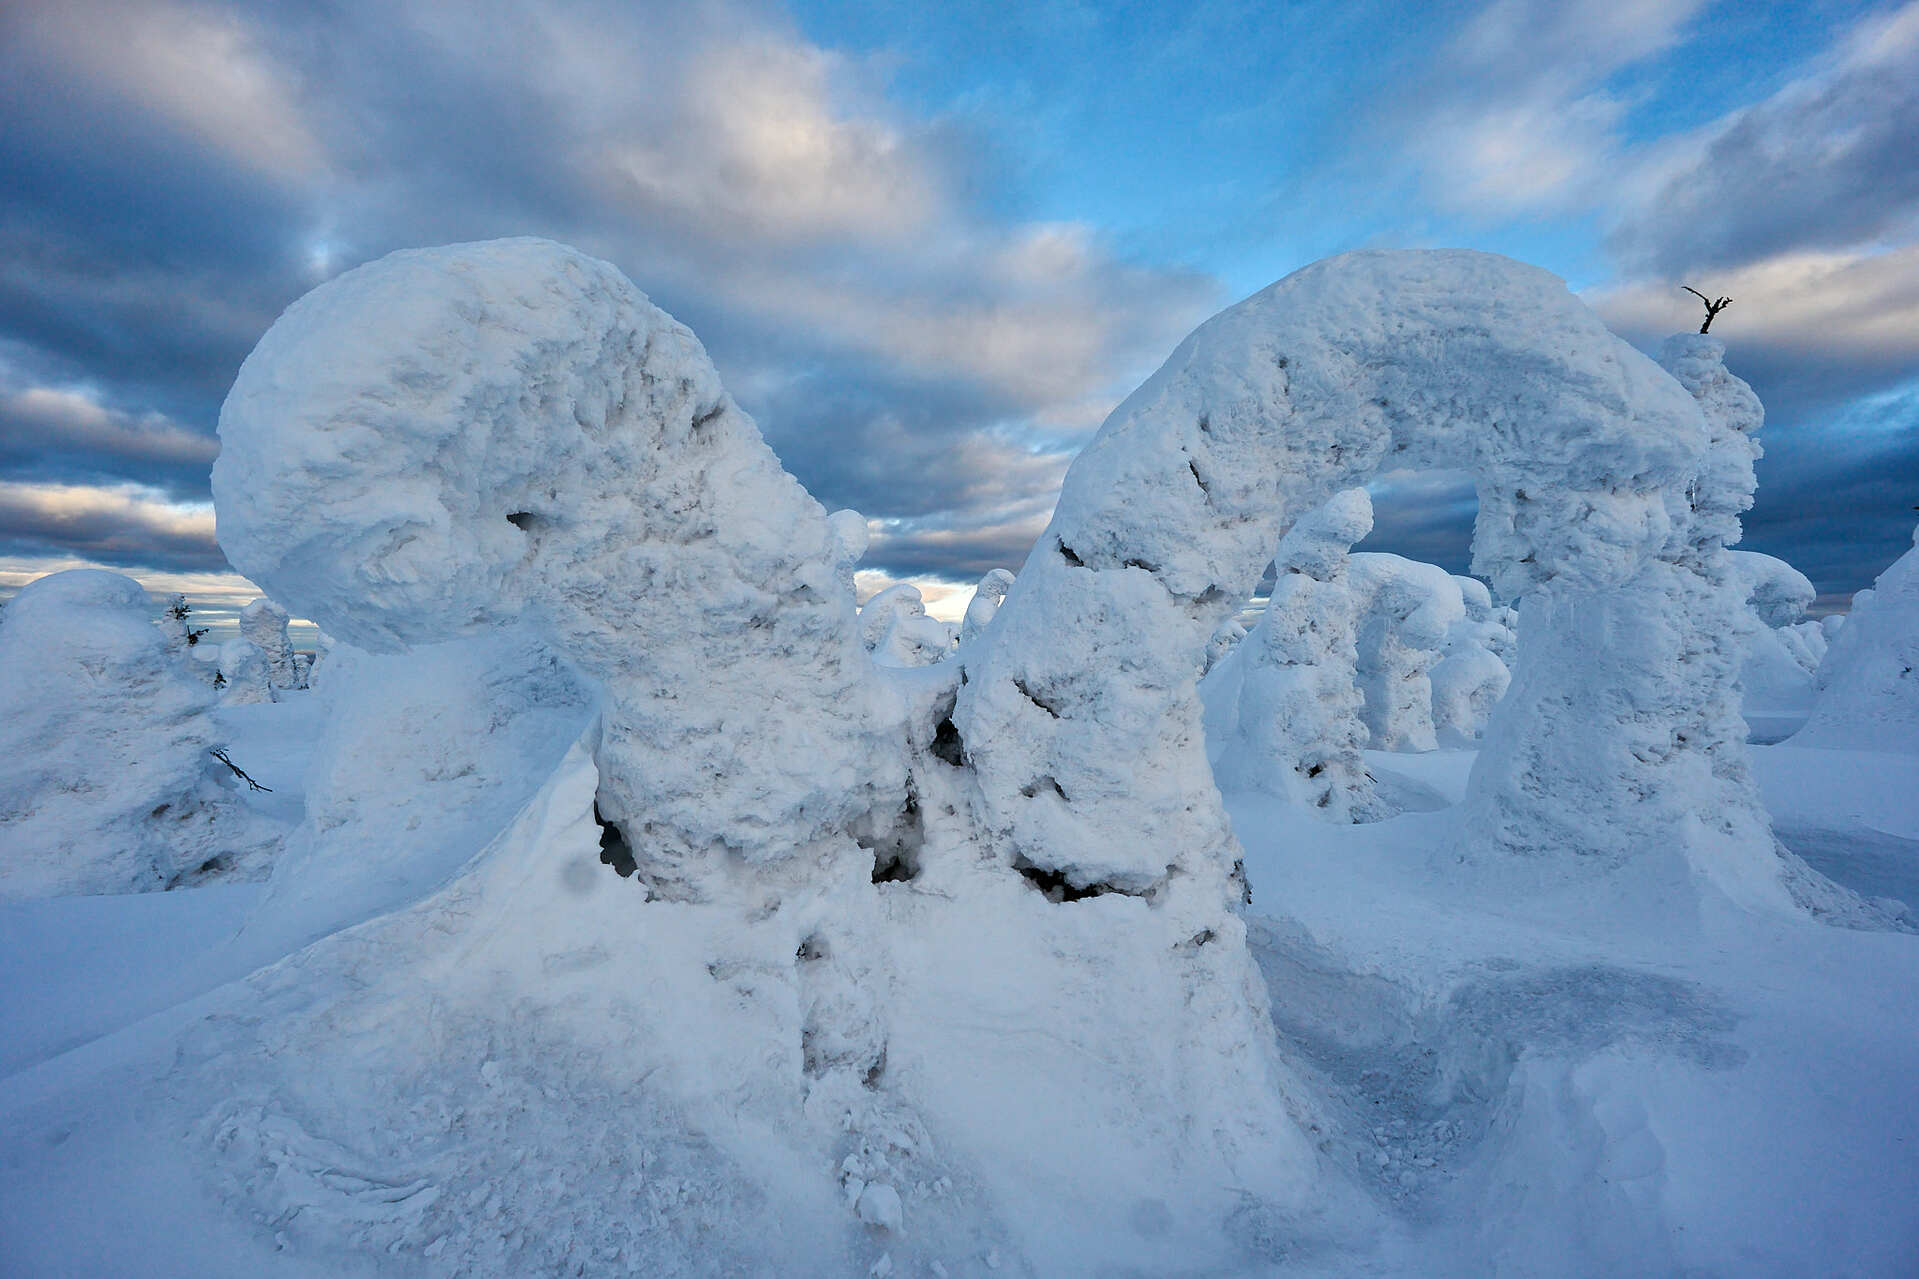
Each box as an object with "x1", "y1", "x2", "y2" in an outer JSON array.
[
  {"x1": 859, "y1": 582, "x2": 955, "y2": 668},
  {"x1": 0, "y1": 570, "x2": 262, "y2": 900},
  {"x1": 1214, "y1": 487, "x2": 1385, "y2": 820},
  {"x1": 239, "y1": 597, "x2": 307, "y2": 694},
  {"x1": 827, "y1": 508, "x2": 868, "y2": 603},
  {"x1": 1347, "y1": 552, "x2": 1466, "y2": 752},
  {"x1": 957, "y1": 249, "x2": 1758, "y2": 906},
  {"x1": 214, "y1": 238, "x2": 903, "y2": 899},
  {"x1": 1430, "y1": 575, "x2": 1513, "y2": 747},
  {"x1": 1798, "y1": 526, "x2": 1919, "y2": 752},
  {"x1": 958, "y1": 568, "x2": 1016, "y2": 647}
]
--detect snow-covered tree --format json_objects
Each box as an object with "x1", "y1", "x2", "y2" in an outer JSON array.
[
  {"x1": 1430, "y1": 576, "x2": 1512, "y2": 747},
  {"x1": 1215, "y1": 488, "x2": 1385, "y2": 819},
  {"x1": 240, "y1": 597, "x2": 306, "y2": 693},
  {"x1": 959, "y1": 568, "x2": 1016, "y2": 647},
  {"x1": 0, "y1": 570, "x2": 270, "y2": 900},
  {"x1": 860, "y1": 583, "x2": 956, "y2": 668},
  {"x1": 1347, "y1": 552, "x2": 1466, "y2": 752},
  {"x1": 1798, "y1": 525, "x2": 1919, "y2": 752}
]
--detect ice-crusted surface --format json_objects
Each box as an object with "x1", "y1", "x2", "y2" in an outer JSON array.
[
  {"x1": 1799, "y1": 526, "x2": 1919, "y2": 752},
  {"x1": 1348, "y1": 553, "x2": 1466, "y2": 753},
  {"x1": 0, "y1": 570, "x2": 266, "y2": 900},
  {"x1": 958, "y1": 249, "x2": 1709, "y2": 893},
  {"x1": 214, "y1": 238, "x2": 902, "y2": 896},
  {"x1": 1214, "y1": 488, "x2": 1385, "y2": 820}
]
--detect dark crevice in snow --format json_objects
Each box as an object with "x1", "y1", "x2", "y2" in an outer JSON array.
[
  {"x1": 862, "y1": 792, "x2": 924, "y2": 884},
  {"x1": 690, "y1": 403, "x2": 725, "y2": 432},
  {"x1": 930, "y1": 716, "x2": 966, "y2": 767},
  {"x1": 1013, "y1": 679, "x2": 1062, "y2": 719},
  {"x1": 593, "y1": 801, "x2": 636, "y2": 878},
  {"x1": 1123, "y1": 557, "x2": 1159, "y2": 573},
  {"x1": 1020, "y1": 775, "x2": 1068, "y2": 802},
  {"x1": 505, "y1": 511, "x2": 542, "y2": 531},
  {"x1": 1056, "y1": 539, "x2": 1085, "y2": 568},
  {"x1": 1011, "y1": 855, "x2": 1149, "y2": 904},
  {"x1": 1189, "y1": 459, "x2": 1212, "y2": 499},
  {"x1": 862, "y1": 1045, "x2": 887, "y2": 1090},
  {"x1": 796, "y1": 933, "x2": 828, "y2": 963}
]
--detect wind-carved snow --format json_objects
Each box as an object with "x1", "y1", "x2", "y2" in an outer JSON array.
[
  {"x1": 214, "y1": 237, "x2": 904, "y2": 901},
  {"x1": 1728, "y1": 550, "x2": 1820, "y2": 733},
  {"x1": 959, "y1": 568, "x2": 1015, "y2": 647},
  {"x1": 0, "y1": 570, "x2": 272, "y2": 900},
  {"x1": 1213, "y1": 487, "x2": 1386, "y2": 820},
  {"x1": 1799, "y1": 524, "x2": 1919, "y2": 753},
  {"x1": 860, "y1": 583, "x2": 956, "y2": 668}
]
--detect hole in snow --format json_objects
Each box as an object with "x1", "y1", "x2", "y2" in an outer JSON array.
[
  {"x1": 506, "y1": 511, "x2": 540, "y2": 531},
  {"x1": 594, "y1": 801, "x2": 636, "y2": 878},
  {"x1": 797, "y1": 933, "x2": 828, "y2": 963},
  {"x1": 1012, "y1": 855, "x2": 1140, "y2": 903},
  {"x1": 1020, "y1": 775, "x2": 1068, "y2": 802},
  {"x1": 860, "y1": 792, "x2": 924, "y2": 884},
  {"x1": 1056, "y1": 539, "x2": 1085, "y2": 568},
  {"x1": 930, "y1": 716, "x2": 966, "y2": 767}
]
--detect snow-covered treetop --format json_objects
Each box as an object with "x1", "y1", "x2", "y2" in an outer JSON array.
[
  {"x1": 1729, "y1": 550, "x2": 1816, "y2": 628},
  {"x1": 2, "y1": 568, "x2": 160, "y2": 663}
]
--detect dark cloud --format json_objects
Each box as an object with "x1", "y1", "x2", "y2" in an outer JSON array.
[
  {"x1": 1610, "y1": 9, "x2": 1919, "y2": 275},
  {"x1": 0, "y1": 482, "x2": 227, "y2": 574}
]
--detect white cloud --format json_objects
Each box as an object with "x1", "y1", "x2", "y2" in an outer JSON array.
[{"x1": 1, "y1": 386, "x2": 217, "y2": 468}]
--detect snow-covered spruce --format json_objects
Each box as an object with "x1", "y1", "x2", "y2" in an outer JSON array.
[
  {"x1": 1727, "y1": 550, "x2": 1820, "y2": 729},
  {"x1": 1347, "y1": 552, "x2": 1465, "y2": 753},
  {"x1": 957, "y1": 249, "x2": 1771, "y2": 908},
  {"x1": 0, "y1": 570, "x2": 267, "y2": 900},
  {"x1": 859, "y1": 582, "x2": 955, "y2": 668},
  {"x1": 240, "y1": 597, "x2": 306, "y2": 694},
  {"x1": 217, "y1": 637, "x2": 274, "y2": 705},
  {"x1": 827, "y1": 508, "x2": 868, "y2": 605},
  {"x1": 214, "y1": 238, "x2": 904, "y2": 900},
  {"x1": 1798, "y1": 524, "x2": 1919, "y2": 752},
  {"x1": 1214, "y1": 487, "x2": 1386, "y2": 820},
  {"x1": 1429, "y1": 575, "x2": 1512, "y2": 747},
  {"x1": 959, "y1": 568, "x2": 1016, "y2": 647}
]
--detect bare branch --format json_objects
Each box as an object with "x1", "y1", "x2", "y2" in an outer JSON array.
[
  {"x1": 1681, "y1": 285, "x2": 1733, "y2": 333},
  {"x1": 209, "y1": 747, "x2": 272, "y2": 792}
]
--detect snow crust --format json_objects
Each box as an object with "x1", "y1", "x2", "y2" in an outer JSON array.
[
  {"x1": 0, "y1": 570, "x2": 267, "y2": 900},
  {"x1": 214, "y1": 238, "x2": 902, "y2": 897}
]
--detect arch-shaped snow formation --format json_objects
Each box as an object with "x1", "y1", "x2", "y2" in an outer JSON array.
[
  {"x1": 214, "y1": 239, "x2": 902, "y2": 897},
  {"x1": 955, "y1": 249, "x2": 1737, "y2": 895}
]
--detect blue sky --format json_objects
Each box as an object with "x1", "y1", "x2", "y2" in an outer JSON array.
[{"x1": 1, "y1": 0, "x2": 1915, "y2": 626}]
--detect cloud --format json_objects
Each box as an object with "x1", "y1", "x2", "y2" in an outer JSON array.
[
  {"x1": 1393, "y1": 0, "x2": 1706, "y2": 215},
  {"x1": 0, "y1": 385, "x2": 218, "y2": 490},
  {"x1": 0, "y1": 555, "x2": 312, "y2": 644},
  {"x1": 1610, "y1": 2, "x2": 1919, "y2": 275},
  {"x1": 0, "y1": 480, "x2": 226, "y2": 573}
]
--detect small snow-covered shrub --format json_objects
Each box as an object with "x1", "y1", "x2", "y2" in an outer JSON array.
[{"x1": 0, "y1": 570, "x2": 265, "y2": 900}]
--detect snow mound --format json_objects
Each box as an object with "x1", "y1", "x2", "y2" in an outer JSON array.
[
  {"x1": 1798, "y1": 526, "x2": 1919, "y2": 752},
  {"x1": 1430, "y1": 576, "x2": 1512, "y2": 747},
  {"x1": 1349, "y1": 552, "x2": 1466, "y2": 753},
  {"x1": 0, "y1": 570, "x2": 268, "y2": 900},
  {"x1": 214, "y1": 237, "x2": 902, "y2": 898}
]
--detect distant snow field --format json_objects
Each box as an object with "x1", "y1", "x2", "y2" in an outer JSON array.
[{"x1": 2, "y1": 239, "x2": 1914, "y2": 1277}]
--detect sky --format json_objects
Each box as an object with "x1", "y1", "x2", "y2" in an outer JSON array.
[{"x1": 1, "y1": 0, "x2": 1916, "y2": 631}]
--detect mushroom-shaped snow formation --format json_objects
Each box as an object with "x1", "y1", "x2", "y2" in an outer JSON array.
[
  {"x1": 1215, "y1": 487, "x2": 1385, "y2": 820},
  {"x1": 0, "y1": 570, "x2": 252, "y2": 900},
  {"x1": 957, "y1": 249, "x2": 1727, "y2": 897},
  {"x1": 1798, "y1": 526, "x2": 1919, "y2": 753},
  {"x1": 214, "y1": 239, "x2": 901, "y2": 897},
  {"x1": 860, "y1": 582, "x2": 955, "y2": 667}
]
